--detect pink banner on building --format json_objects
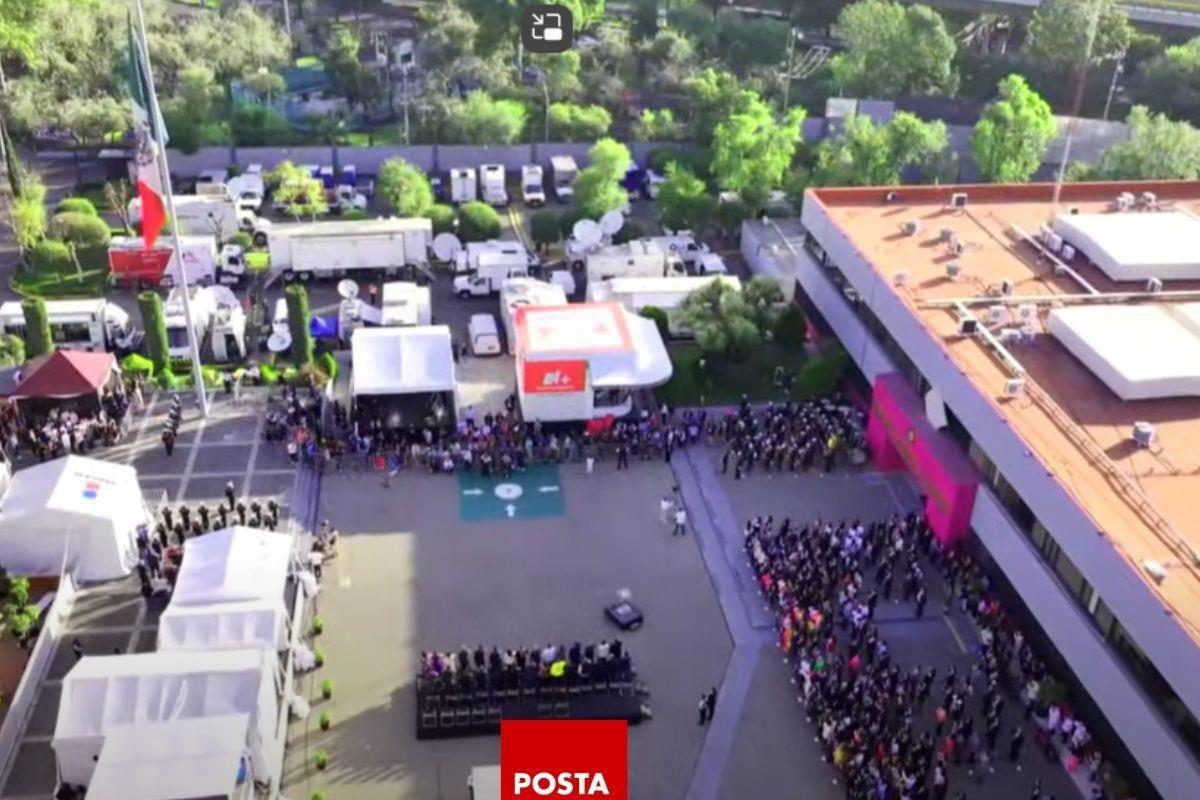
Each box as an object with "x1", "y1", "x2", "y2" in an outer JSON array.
[{"x1": 866, "y1": 374, "x2": 979, "y2": 545}]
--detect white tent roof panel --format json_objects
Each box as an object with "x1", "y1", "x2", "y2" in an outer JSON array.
[
  {"x1": 1047, "y1": 303, "x2": 1200, "y2": 400},
  {"x1": 1052, "y1": 212, "x2": 1200, "y2": 281},
  {"x1": 351, "y1": 325, "x2": 455, "y2": 396},
  {"x1": 516, "y1": 304, "x2": 672, "y2": 389}
]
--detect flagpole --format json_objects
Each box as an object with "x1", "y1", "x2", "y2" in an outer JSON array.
[{"x1": 133, "y1": 0, "x2": 209, "y2": 417}]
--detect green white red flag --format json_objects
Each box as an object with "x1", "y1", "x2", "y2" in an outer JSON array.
[{"x1": 126, "y1": 13, "x2": 168, "y2": 249}]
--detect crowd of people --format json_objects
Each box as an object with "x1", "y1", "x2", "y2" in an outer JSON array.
[
  {"x1": 745, "y1": 511, "x2": 1110, "y2": 800},
  {"x1": 417, "y1": 640, "x2": 635, "y2": 696},
  {"x1": 717, "y1": 394, "x2": 867, "y2": 478},
  {"x1": 1, "y1": 387, "x2": 132, "y2": 463}
]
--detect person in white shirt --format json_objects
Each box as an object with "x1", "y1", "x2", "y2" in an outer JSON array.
[
  {"x1": 673, "y1": 507, "x2": 687, "y2": 536},
  {"x1": 659, "y1": 495, "x2": 674, "y2": 524}
]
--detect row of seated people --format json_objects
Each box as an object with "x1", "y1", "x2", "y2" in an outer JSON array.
[{"x1": 418, "y1": 640, "x2": 634, "y2": 695}]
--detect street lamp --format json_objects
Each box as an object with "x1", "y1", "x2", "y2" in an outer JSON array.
[{"x1": 523, "y1": 66, "x2": 551, "y2": 143}]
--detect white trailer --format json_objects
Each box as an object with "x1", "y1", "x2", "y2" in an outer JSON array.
[
  {"x1": 498, "y1": 278, "x2": 567, "y2": 354},
  {"x1": 380, "y1": 282, "x2": 432, "y2": 327},
  {"x1": 550, "y1": 156, "x2": 577, "y2": 203},
  {"x1": 264, "y1": 218, "x2": 433, "y2": 281},
  {"x1": 451, "y1": 168, "x2": 477, "y2": 204},
  {"x1": 521, "y1": 165, "x2": 545, "y2": 207},
  {"x1": 129, "y1": 194, "x2": 255, "y2": 240},
  {"x1": 480, "y1": 164, "x2": 508, "y2": 206},
  {"x1": 587, "y1": 275, "x2": 742, "y2": 336},
  {"x1": 0, "y1": 299, "x2": 141, "y2": 353},
  {"x1": 453, "y1": 240, "x2": 534, "y2": 297},
  {"x1": 164, "y1": 285, "x2": 246, "y2": 362},
  {"x1": 585, "y1": 240, "x2": 687, "y2": 283}
]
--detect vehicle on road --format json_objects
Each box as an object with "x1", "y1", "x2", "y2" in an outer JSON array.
[
  {"x1": 585, "y1": 240, "x2": 688, "y2": 282},
  {"x1": 521, "y1": 165, "x2": 545, "y2": 207},
  {"x1": 481, "y1": 164, "x2": 508, "y2": 206},
  {"x1": 453, "y1": 240, "x2": 534, "y2": 297},
  {"x1": 550, "y1": 156, "x2": 577, "y2": 203},
  {"x1": 262, "y1": 218, "x2": 434, "y2": 282},
  {"x1": 164, "y1": 285, "x2": 246, "y2": 361},
  {"x1": 451, "y1": 167, "x2": 478, "y2": 204},
  {"x1": 108, "y1": 236, "x2": 248, "y2": 288},
  {"x1": 468, "y1": 314, "x2": 502, "y2": 356}
]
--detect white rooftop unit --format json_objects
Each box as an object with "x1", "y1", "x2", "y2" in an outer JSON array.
[
  {"x1": 1047, "y1": 303, "x2": 1200, "y2": 400},
  {"x1": 1052, "y1": 212, "x2": 1200, "y2": 282}
]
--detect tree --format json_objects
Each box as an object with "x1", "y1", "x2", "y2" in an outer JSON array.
[
  {"x1": 573, "y1": 138, "x2": 631, "y2": 219},
  {"x1": 429, "y1": 204, "x2": 457, "y2": 235},
  {"x1": 269, "y1": 161, "x2": 328, "y2": 220},
  {"x1": 241, "y1": 68, "x2": 287, "y2": 103},
  {"x1": 972, "y1": 75, "x2": 1057, "y2": 183},
  {"x1": 676, "y1": 279, "x2": 763, "y2": 359},
  {"x1": 715, "y1": 197, "x2": 750, "y2": 238},
  {"x1": 813, "y1": 112, "x2": 948, "y2": 186},
  {"x1": 547, "y1": 103, "x2": 612, "y2": 142},
  {"x1": 104, "y1": 180, "x2": 133, "y2": 233},
  {"x1": 1132, "y1": 36, "x2": 1200, "y2": 127},
  {"x1": 711, "y1": 99, "x2": 807, "y2": 209},
  {"x1": 138, "y1": 291, "x2": 169, "y2": 375},
  {"x1": 529, "y1": 51, "x2": 584, "y2": 101},
  {"x1": 683, "y1": 68, "x2": 757, "y2": 145},
  {"x1": 458, "y1": 201, "x2": 502, "y2": 241},
  {"x1": 773, "y1": 305, "x2": 808, "y2": 348},
  {"x1": 325, "y1": 24, "x2": 380, "y2": 110},
  {"x1": 830, "y1": 0, "x2": 959, "y2": 97},
  {"x1": 231, "y1": 104, "x2": 293, "y2": 146},
  {"x1": 0, "y1": 334, "x2": 25, "y2": 367},
  {"x1": 743, "y1": 275, "x2": 785, "y2": 333},
  {"x1": 634, "y1": 109, "x2": 685, "y2": 141},
  {"x1": 1079, "y1": 105, "x2": 1200, "y2": 180},
  {"x1": 657, "y1": 164, "x2": 715, "y2": 233},
  {"x1": 6, "y1": 174, "x2": 47, "y2": 252},
  {"x1": 640, "y1": 306, "x2": 670, "y2": 340},
  {"x1": 637, "y1": 28, "x2": 697, "y2": 92},
  {"x1": 716, "y1": 14, "x2": 790, "y2": 75},
  {"x1": 21, "y1": 298, "x2": 51, "y2": 358},
  {"x1": 285, "y1": 284, "x2": 314, "y2": 368},
  {"x1": 377, "y1": 158, "x2": 434, "y2": 217},
  {"x1": 444, "y1": 92, "x2": 529, "y2": 144},
  {"x1": 530, "y1": 209, "x2": 561, "y2": 251},
  {"x1": 1026, "y1": 0, "x2": 1131, "y2": 75}
]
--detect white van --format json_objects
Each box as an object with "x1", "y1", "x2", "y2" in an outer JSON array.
[{"x1": 468, "y1": 314, "x2": 501, "y2": 356}]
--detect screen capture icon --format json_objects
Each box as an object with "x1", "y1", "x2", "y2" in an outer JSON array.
[{"x1": 522, "y1": 4, "x2": 573, "y2": 54}]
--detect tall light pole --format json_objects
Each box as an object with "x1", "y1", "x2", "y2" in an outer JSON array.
[{"x1": 1102, "y1": 51, "x2": 1126, "y2": 122}]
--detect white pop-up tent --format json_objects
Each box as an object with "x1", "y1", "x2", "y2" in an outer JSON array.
[
  {"x1": 52, "y1": 649, "x2": 280, "y2": 788},
  {"x1": 0, "y1": 455, "x2": 146, "y2": 581},
  {"x1": 85, "y1": 714, "x2": 252, "y2": 800},
  {"x1": 158, "y1": 527, "x2": 293, "y2": 653}
]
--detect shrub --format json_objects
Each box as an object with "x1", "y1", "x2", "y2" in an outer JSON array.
[
  {"x1": 0, "y1": 334, "x2": 26, "y2": 368},
  {"x1": 56, "y1": 197, "x2": 98, "y2": 217},
  {"x1": 311, "y1": 791, "x2": 327, "y2": 800},
  {"x1": 319, "y1": 710, "x2": 331, "y2": 730},
  {"x1": 259, "y1": 362, "x2": 281, "y2": 385},
  {"x1": 429, "y1": 203, "x2": 456, "y2": 236},
  {"x1": 318, "y1": 351, "x2": 338, "y2": 382},
  {"x1": 285, "y1": 285, "x2": 314, "y2": 367},
  {"x1": 5, "y1": 605, "x2": 37, "y2": 641},
  {"x1": 121, "y1": 353, "x2": 155, "y2": 378},
  {"x1": 458, "y1": 201, "x2": 501, "y2": 242},
  {"x1": 530, "y1": 210, "x2": 561, "y2": 249},
  {"x1": 314, "y1": 644, "x2": 326, "y2": 668},
  {"x1": 773, "y1": 306, "x2": 807, "y2": 348},
  {"x1": 48, "y1": 212, "x2": 111, "y2": 247},
  {"x1": 27, "y1": 240, "x2": 73, "y2": 273},
  {"x1": 558, "y1": 207, "x2": 585, "y2": 239},
  {"x1": 21, "y1": 299, "x2": 53, "y2": 358},
  {"x1": 311, "y1": 615, "x2": 325, "y2": 635},
  {"x1": 321, "y1": 678, "x2": 334, "y2": 700},
  {"x1": 139, "y1": 291, "x2": 170, "y2": 375},
  {"x1": 796, "y1": 345, "x2": 849, "y2": 397},
  {"x1": 342, "y1": 208, "x2": 369, "y2": 221},
  {"x1": 8, "y1": 577, "x2": 29, "y2": 608},
  {"x1": 640, "y1": 306, "x2": 670, "y2": 341},
  {"x1": 154, "y1": 369, "x2": 184, "y2": 390},
  {"x1": 313, "y1": 748, "x2": 329, "y2": 770},
  {"x1": 229, "y1": 231, "x2": 253, "y2": 249}
]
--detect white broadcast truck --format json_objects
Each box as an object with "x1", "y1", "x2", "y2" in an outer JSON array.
[
  {"x1": 551, "y1": 155, "x2": 577, "y2": 203},
  {"x1": 380, "y1": 282, "x2": 433, "y2": 327},
  {"x1": 645, "y1": 232, "x2": 728, "y2": 274},
  {"x1": 453, "y1": 240, "x2": 535, "y2": 297},
  {"x1": 130, "y1": 193, "x2": 257, "y2": 239},
  {"x1": 480, "y1": 164, "x2": 508, "y2": 206},
  {"x1": 164, "y1": 285, "x2": 246, "y2": 362},
  {"x1": 107, "y1": 236, "x2": 249, "y2": 288},
  {"x1": 451, "y1": 167, "x2": 478, "y2": 204},
  {"x1": 262, "y1": 218, "x2": 434, "y2": 282},
  {"x1": 0, "y1": 299, "x2": 141, "y2": 354},
  {"x1": 585, "y1": 240, "x2": 690, "y2": 283},
  {"x1": 521, "y1": 165, "x2": 545, "y2": 206}
]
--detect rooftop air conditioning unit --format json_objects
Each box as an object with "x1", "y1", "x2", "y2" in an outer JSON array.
[
  {"x1": 998, "y1": 328, "x2": 1022, "y2": 345},
  {"x1": 1142, "y1": 559, "x2": 1167, "y2": 585},
  {"x1": 987, "y1": 305, "x2": 1008, "y2": 324},
  {"x1": 1000, "y1": 278, "x2": 1015, "y2": 296},
  {"x1": 1046, "y1": 233, "x2": 1063, "y2": 253},
  {"x1": 940, "y1": 227, "x2": 956, "y2": 243},
  {"x1": 1003, "y1": 377, "x2": 1026, "y2": 398},
  {"x1": 1133, "y1": 421, "x2": 1156, "y2": 448},
  {"x1": 1016, "y1": 304, "x2": 1037, "y2": 322},
  {"x1": 1060, "y1": 244, "x2": 1076, "y2": 261},
  {"x1": 950, "y1": 192, "x2": 968, "y2": 209},
  {"x1": 902, "y1": 220, "x2": 921, "y2": 236},
  {"x1": 951, "y1": 240, "x2": 966, "y2": 256},
  {"x1": 1140, "y1": 191, "x2": 1157, "y2": 209},
  {"x1": 1146, "y1": 277, "x2": 1163, "y2": 293},
  {"x1": 893, "y1": 271, "x2": 909, "y2": 287},
  {"x1": 946, "y1": 262, "x2": 963, "y2": 279},
  {"x1": 958, "y1": 315, "x2": 978, "y2": 335}
]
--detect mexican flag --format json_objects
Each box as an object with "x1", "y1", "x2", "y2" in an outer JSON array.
[{"x1": 126, "y1": 14, "x2": 168, "y2": 249}]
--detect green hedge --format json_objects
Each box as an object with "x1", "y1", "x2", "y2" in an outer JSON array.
[
  {"x1": 429, "y1": 204, "x2": 456, "y2": 236},
  {"x1": 57, "y1": 197, "x2": 99, "y2": 217},
  {"x1": 138, "y1": 291, "x2": 170, "y2": 375},
  {"x1": 458, "y1": 201, "x2": 501, "y2": 242},
  {"x1": 48, "y1": 212, "x2": 111, "y2": 247},
  {"x1": 318, "y1": 351, "x2": 338, "y2": 381},
  {"x1": 21, "y1": 298, "x2": 53, "y2": 358},
  {"x1": 121, "y1": 352, "x2": 155, "y2": 377},
  {"x1": 27, "y1": 240, "x2": 73, "y2": 273},
  {"x1": 285, "y1": 285, "x2": 314, "y2": 367}
]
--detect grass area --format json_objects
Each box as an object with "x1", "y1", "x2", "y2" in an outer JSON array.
[
  {"x1": 655, "y1": 341, "x2": 809, "y2": 406},
  {"x1": 339, "y1": 127, "x2": 409, "y2": 147},
  {"x1": 294, "y1": 55, "x2": 325, "y2": 70},
  {"x1": 11, "y1": 266, "x2": 111, "y2": 298}
]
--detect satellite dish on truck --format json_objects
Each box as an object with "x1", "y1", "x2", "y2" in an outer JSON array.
[
  {"x1": 432, "y1": 232, "x2": 463, "y2": 263},
  {"x1": 573, "y1": 219, "x2": 603, "y2": 247},
  {"x1": 337, "y1": 279, "x2": 359, "y2": 300},
  {"x1": 267, "y1": 332, "x2": 292, "y2": 353},
  {"x1": 599, "y1": 210, "x2": 624, "y2": 235}
]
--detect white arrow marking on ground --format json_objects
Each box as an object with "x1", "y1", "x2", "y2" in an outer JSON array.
[
  {"x1": 505, "y1": 504, "x2": 516, "y2": 517},
  {"x1": 462, "y1": 488, "x2": 484, "y2": 496},
  {"x1": 538, "y1": 485, "x2": 560, "y2": 493}
]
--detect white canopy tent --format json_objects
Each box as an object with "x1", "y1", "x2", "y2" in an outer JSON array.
[
  {"x1": 351, "y1": 325, "x2": 455, "y2": 396},
  {"x1": 158, "y1": 527, "x2": 293, "y2": 653},
  {"x1": 0, "y1": 455, "x2": 146, "y2": 581},
  {"x1": 52, "y1": 649, "x2": 280, "y2": 788},
  {"x1": 85, "y1": 714, "x2": 252, "y2": 800},
  {"x1": 1052, "y1": 212, "x2": 1200, "y2": 282}
]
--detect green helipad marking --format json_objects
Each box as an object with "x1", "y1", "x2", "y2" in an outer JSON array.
[{"x1": 457, "y1": 464, "x2": 565, "y2": 521}]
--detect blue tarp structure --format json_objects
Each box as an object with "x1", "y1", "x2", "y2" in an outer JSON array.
[{"x1": 310, "y1": 316, "x2": 338, "y2": 339}]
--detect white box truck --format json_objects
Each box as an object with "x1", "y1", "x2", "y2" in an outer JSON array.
[
  {"x1": 380, "y1": 281, "x2": 432, "y2": 327},
  {"x1": 164, "y1": 285, "x2": 246, "y2": 361},
  {"x1": 521, "y1": 165, "x2": 545, "y2": 206},
  {"x1": 645, "y1": 233, "x2": 725, "y2": 272},
  {"x1": 550, "y1": 156, "x2": 577, "y2": 203},
  {"x1": 451, "y1": 167, "x2": 477, "y2": 204},
  {"x1": 585, "y1": 240, "x2": 688, "y2": 283},
  {"x1": 480, "y1": 164, "x2": 508, "y2": 206},
  {"x1": 107, "y1": 235, "x2": 248, "y2": 288},
  {"x1": 453, "y1": 240, "x2": 534, "y2": 297},
  {"x1": 586, "y1": 274, "x2": 742, "y2": 336},
  {"x1": 0, "y1": 299, "x2": 141, "y2": 353},
  {"x1": 129, "y1": 194, "x2": 256, "y2": 240},
  {"x1": 264, "y1": 218, "x2": 434, "y2": 281}
]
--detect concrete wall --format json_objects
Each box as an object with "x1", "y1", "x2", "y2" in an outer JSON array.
[{"x1": 801, "y1": 195, "x2": 1200, "y2": 798}]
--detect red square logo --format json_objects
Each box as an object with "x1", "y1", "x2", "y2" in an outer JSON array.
[{"x1": 501, "y1": 720, "x2": 628, "y2": 800}]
